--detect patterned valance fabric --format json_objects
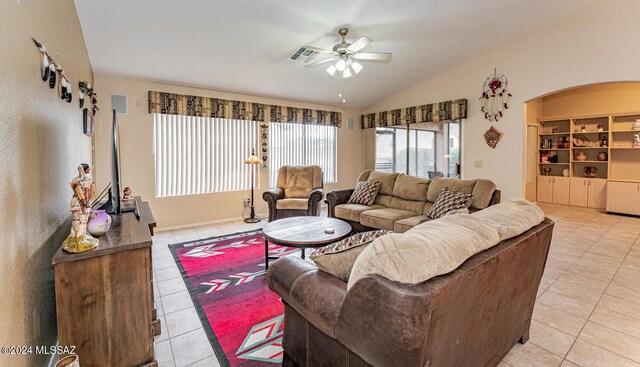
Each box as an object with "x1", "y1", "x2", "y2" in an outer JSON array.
[
  {"x1": 361, "y1": 99, "x2": 467, "y2": 128},
  {"x1": 148, "y1": 91, "x2": 341, "y2": 127}
]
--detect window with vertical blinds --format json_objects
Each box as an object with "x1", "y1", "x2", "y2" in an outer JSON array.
[
  {"x1": 269, "y1": 122, "x2": 337, "y2": 188},
  {"x1": 153, "y1": 113, "x2": 259, "y2": 197}
]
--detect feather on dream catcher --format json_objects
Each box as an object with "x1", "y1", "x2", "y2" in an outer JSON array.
[{"x1": 480, "y1": 69, "x2": 511, "y2": 122}]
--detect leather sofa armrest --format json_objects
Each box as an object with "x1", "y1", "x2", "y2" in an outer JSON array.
[
  {"x1": 326, "y1": 189, "x2": 354, "y2": 218},
  {"x1": 263, "y1": 188, "x2": 284, "y2": 222},
  {"x1": 489, "y1": 189, "x2": 501, "y2": 206},
  {"x1": 267, "y1": 257, "x2": 347, "y2": 337},
  {"x1": 334, "y1": 275, "x2": 435, "y2": 367},
  {"x1": 307, "y1": 188, "x2": 324, "y2": 216}
]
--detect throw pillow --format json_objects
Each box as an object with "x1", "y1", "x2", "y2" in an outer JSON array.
[
  {"x1": 348, "y1": 180, "x2": 381, "y2": 206},
  {"x1": 310, "y1": 230, "x2": 392, "y2": 281},
  {"x1": 427, "y1": 187, "x2": 474, "y2": 220}
]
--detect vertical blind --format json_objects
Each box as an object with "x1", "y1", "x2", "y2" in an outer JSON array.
[
  {"x1": 153, "y1": 113, "x2": 258, "y2": 197},
  {"x1": 269, "y1": 122, "x2": 337, "y2": 188}
]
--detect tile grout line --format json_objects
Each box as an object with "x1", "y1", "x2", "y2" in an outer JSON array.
[{"x1": 561, "y1": 224, "x2": 640, "y2": 365}]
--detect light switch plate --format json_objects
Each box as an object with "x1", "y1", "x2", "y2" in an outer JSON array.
[{"x1": 474, "y1": 160, "x2": 483, "y2": 168}]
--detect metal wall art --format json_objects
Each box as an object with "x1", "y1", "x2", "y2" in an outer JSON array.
[{"x1": 484, "y1": 126, "x2": 503, "y2": 149}]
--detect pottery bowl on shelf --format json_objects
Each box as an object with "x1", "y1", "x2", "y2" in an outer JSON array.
[{"x1": 575, "y1": 151, "x2": 587, "y2": 161}]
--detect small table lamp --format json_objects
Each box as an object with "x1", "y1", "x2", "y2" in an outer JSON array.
[{"x1": 244, "y1": 148, "x2": 262, "y2": 223}]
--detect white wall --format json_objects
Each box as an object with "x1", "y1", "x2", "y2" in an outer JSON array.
[
  {"x1": 363, "y1": 0, "x2": 640, "y2": 200},
  {"x1": 0, "y1": 1, "x2": 93, "y2": 366}
]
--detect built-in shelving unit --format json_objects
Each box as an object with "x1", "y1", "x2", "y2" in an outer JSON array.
[{"x1": 536, "y1": 113, "x2": 640, "y2": 213}]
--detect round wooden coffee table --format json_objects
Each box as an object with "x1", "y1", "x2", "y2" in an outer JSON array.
[{"x1": 263, "y1": 217, "x2": 352, "y2": 269}]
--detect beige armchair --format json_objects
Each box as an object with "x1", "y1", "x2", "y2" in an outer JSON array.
[{"x1": 262, "y1": 165, "x2": 324, "y2": 222}]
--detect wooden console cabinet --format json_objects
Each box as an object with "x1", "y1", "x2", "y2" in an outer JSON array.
[{"x1": 52, "y1": 197, "x2": 159, "y2": 367}]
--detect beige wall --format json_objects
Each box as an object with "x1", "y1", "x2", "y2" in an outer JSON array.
[
  {"x1": 0, "y1": 1, "x2": 94, "y2": 366},
  {"x1": 94, "y1": 75, "x2": 364, "y2": 229},
  {"x1": 362, "y1": 0, "x2": 640, "y2": 200},
  {"x1": 541, "y1": 82, "x2": 640, "y2": 118}
]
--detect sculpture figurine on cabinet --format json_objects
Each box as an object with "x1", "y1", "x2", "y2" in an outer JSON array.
[
  {"x1": 62, "y1": 164, "x2": 99, "y2": 253},
  {"x1": 634, "y1": 133, "x2": 640, "y2": 148}
]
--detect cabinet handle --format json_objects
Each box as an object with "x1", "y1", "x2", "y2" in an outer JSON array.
[{"x1": 584, "y1": 180, "x2": 586, "y2": 186}]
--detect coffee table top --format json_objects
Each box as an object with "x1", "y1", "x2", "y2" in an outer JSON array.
[{"x1": 262, "y1": 217, "x2": 352, "y2": 248}]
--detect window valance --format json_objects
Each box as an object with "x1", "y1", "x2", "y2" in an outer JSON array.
[
  {"x1": 361, "y1": 99, "x2": 467, "y2": 128},
  {"x1": 148, "y1": 91, "x2": 341, "y2": 127}
]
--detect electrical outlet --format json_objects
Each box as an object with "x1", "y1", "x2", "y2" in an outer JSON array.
[
  {"x1": 243, "y1": 198, "x2": 250, "y2": 208},
  {"x1": 474, "y1": 160, "x2": 483, "y2": 168}
]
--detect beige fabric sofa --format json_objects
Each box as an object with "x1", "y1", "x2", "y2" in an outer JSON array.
[{"x1": 327, "y1": 170, "x2": 500, "y2": 233}]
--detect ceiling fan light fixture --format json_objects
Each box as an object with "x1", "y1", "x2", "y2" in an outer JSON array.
[
  {"x1": 335, "y1": 58, "x2": 346, "y2": 72},
  {"x1": 326, "y1": 64, "x2": 337, "y2": 76},
  {"x1": 351, "y1": 61, "x2": 363, "y2": 74},
  {"x1": 342, "y1": 67, "x2": 352, "y2": 78}
]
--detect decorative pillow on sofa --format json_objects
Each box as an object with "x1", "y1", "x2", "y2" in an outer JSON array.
[
  {"x1": 348, "y1": 180, "x2": 381, "y2": 206},
  {"x1": 310, "y1": 230, "x2": 392, "y2": 281},
  {"x1": 426, "y1": 187, "x2": 474, "y2": 219}
]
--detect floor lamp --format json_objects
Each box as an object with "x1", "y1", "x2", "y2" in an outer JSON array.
[{"x1": 244, "y1": 148, "x2": 262, "y2": 223}]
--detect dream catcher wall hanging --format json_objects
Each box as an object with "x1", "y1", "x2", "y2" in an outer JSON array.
[{"x1": 480, "y1": 69, "x2": 511, "y2": 122}]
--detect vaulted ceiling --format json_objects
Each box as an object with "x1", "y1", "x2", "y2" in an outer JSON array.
[{"x1": 75, "y1": 0, "x2": 593, "y2": 108}]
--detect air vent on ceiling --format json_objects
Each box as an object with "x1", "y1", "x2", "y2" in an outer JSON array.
[{"x1": 289, "y1": 46, "x2": 317, "y2": 63}]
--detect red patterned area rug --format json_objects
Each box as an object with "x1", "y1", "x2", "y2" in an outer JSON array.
[{"x1": 169, "y1": 230, "x2": 299, "y2": 366}]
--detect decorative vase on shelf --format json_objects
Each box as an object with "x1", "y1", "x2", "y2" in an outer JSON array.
[
  {"x1": 87, "y1": 209, "x2": 112, "y2": 237},
  {"x1": 563, "y1": 169, "x2": 569, "y2": 177},
  {"x1": 575, "y1": 151, "x2": 587, "y2": 161},
  {"x1": 633, "y1": 119, "x2": 640, "y2": 130}
]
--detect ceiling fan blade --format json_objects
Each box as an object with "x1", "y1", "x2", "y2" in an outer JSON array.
[
  {"x1": 346, "y1": 36, "x2": 372, "y2": 53},
  {"x1": 353, "y1": 52, "x2": 392, "y2": 63},
  {"x1": 301, "y1": 45, "x2": 334, "y2": 55},
  {"x1": 304, "y1": 57, "x2": 337, "y2": 68}
]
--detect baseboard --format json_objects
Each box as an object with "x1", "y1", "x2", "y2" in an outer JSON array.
[{"x1": 156, "y1": 212, "x2": 268, "y2": 232}]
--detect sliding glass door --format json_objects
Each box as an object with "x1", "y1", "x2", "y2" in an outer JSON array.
[
  {"x1": 375, "y1": 122, "x2": 461, "y2": 178},
  {"x1": 375, "y1": 127, "x2": 435, "y2": 179}
]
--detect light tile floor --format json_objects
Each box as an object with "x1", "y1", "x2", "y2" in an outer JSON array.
[{"x1": 151, "y1": 204, "x2": 640, "y2": 367}]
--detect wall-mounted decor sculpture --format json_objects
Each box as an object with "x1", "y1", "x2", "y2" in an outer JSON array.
[
  {"x1": 33, "y1": 38, "x2": 73, "y2": 103},
  {"x1": 484, "y1": 125, "x2": 503, "y2": 149},
  {"x1": 260, "y1": 123, "x2": 269, "y2": 167},
  {"x1": 480, "y1": 69, "x2": 511, "y2": 122}
]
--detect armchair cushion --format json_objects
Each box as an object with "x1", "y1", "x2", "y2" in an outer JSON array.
[
  {"x1": 334, "y1": 204, "x2": 384, "y2": 222},
  {"x1": 310, "y1": 230, "x2": 392, "y2": 281},
  {"x1": 276, "y1": 198, "x2": 309, "y2": 210},
  {"x1": 279, "y1": 166, "x2": 323, "y2": 198},
  {"x1": 347, "y1": 180, "x2": 381, "y2": 206}
]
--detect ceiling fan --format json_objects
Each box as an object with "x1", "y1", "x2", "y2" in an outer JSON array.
[{"x1": 291, "y1": 27, "x2": 392, "y2": 78}]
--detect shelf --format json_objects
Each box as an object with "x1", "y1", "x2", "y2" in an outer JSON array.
[
  {"x1": 572, "y1": 147, "x2": 609, "y2": 149},
  {"x1": 539, "y1": 163, "x2": 569, "y2": 165},
  {"x1": 539, "y1": 132, "x2": 570, "y2": 136},
  {"x1": 539, "y1": 148, "x2": 570, "y2": 151},
  {"x1": 572, "y1": 131, "x2": 608, "y2": 134},
  {"x1": 607, "y1": 179, "x2": 640, "y2": 183},
  {"x1": 610, "y1": 147, "x2": 640, "y2": 150},
  {"x1": 612, "y1": 130, "x2": 640, "y2": 133},
  {"x1": 571, "y1": 160, "x2": 608, "y2": 163}
]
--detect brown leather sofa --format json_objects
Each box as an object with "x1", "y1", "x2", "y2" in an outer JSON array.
[
  {"x1": 327, "y1": 170, "x2": 501, "y2": 233},
  {"x1": 267, "y1": 218, "x2": 553, "y2": 367},
  {"x1": 262, "y1": 165, "x2": 324, "y2": 222}
]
